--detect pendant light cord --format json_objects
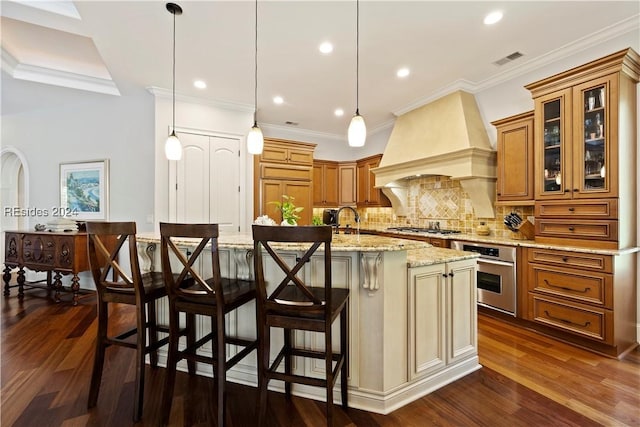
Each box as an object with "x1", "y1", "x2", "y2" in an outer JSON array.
[
  {"x1": 355, "y1": 0, "x2": 359, "y2": 115},
  {"x1": 172, "y1": 9, "x2": 176, "y2": 134},
  {"x1": 253, "y1": 0, "x2": 258, "y2": 125}
]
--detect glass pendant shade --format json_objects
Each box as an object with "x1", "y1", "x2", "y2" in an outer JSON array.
[
  {"x1": 247, "y1": 123, "x2": 264, "y2": 155},
  {"x1": 165, "y1": 132, "x2": 182, "y2": 160},
  {"x1": 348, "y1": 113, "x2": 366, "y2": 147}
]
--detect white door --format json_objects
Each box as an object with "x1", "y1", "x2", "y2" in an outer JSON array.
[{"x1": 170, "y1": 132, "x2": 240, "y2": 233}]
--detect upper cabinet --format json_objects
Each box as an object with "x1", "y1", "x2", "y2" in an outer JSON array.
[
  {"x1": 527, "y1": 49, "x2": 639, "y2": 201},
  {"x1": 338, "y1": 162, "x2": 357, "y2": 206},
  {"x1": 356, "y1": 154, "x2": 391, "y2": 208},
  {"x1": 254, "y1": 138, "x2": 316, "y2": 225},
  {"x1": 526, "y1": 48, "x2": 639, "y2": 249},
  {"x1": 312, "y1": 160, "x2": 339, "y2": 207},
  {"x1": 492, "y1": 111, "x2": 535, "y2": 205}
]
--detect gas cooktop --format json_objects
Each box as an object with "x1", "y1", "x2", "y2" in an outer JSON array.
[{"x1": 386, "y1": 227, "x2": 461, "y2": 235}]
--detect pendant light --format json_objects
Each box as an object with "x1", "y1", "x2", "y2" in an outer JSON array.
[
  {"x1": 165, "y1": 2, "x2": 183, "y2": 160},
  {"x1": 247, "y1": 0, "x2": 264, "y2": 155},
  {"x1": 348, "y1": 0, "x2": 366, "y2": 147}
]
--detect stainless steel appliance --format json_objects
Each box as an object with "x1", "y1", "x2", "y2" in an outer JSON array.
[{"x1": 451, "y1": 240, "x2": 516, "y2": 316}]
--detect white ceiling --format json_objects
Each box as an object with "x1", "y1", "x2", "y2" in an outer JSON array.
[{"x1": 2, "y1": 1, "x2": 639, "y2": 138}]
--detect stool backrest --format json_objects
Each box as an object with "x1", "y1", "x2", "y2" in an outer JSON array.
[
  {"x1": 86, "y1": 221, "x2": 142, "y2": 297},
  {"x1": 252, "y1": 225, "x2": 332, "y2": 318},
  {"x1": 159, "y1": 222, "x2": 224, "y2": 303}
]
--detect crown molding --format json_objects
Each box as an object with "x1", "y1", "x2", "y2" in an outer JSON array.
[
  {"x1": 392, "y1": 14, "x2": 639, "y2": 117},
  {"x1": 2, "y1": 47, "x2": 120, "y2": 96},
  {"x1": 146, "y1": 86, "x2": 254, "y2": 113}
]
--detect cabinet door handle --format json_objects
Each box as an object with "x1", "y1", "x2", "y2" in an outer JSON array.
[
  {"x1": 543, "y1": 279, "x2": 590, "y2": 293},
  {"x1": 568, "y1": 226, "x2": 575, "y2": 231},
  {"x1": 573, "y1": 188, "x2": 579, "y2": 192},
  {"x1": 568, "y1": 207, "x2": 575, "y2": 212},
  {"x1": 562, "y1": 256, "x2": 569, "y2": 262},
  {"x1": 442, "y1": 273, "x2": 448, "y2": 278},
  {"x1": 448, "y1": 272, "x2": 454, "y2": 277},
  {"x1": 543, "y1": 310, "x2": 591, "y2": 328},
  {"x1": 497, "y1": 192, "x2": 501, "y2": 196},
  {"x1": 47, "y1": 241, "x2": 54, "y2": 247},
  {"x1": 564, "y1": 189, "x2": 571, "y2": 193}
]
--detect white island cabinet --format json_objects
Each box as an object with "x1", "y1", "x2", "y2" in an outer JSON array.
[{"x1": 136, "y1": 233, "x2": 481, "y2": 415}]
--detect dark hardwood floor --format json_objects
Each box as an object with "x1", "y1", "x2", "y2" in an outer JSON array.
[{"x1": 2, "y1": 288, "x2": 639, "y2": 426}]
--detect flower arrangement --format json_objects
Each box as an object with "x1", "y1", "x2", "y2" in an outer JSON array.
[{"x1": 269, "y1": 195, "x2": 303, "y2": 225}]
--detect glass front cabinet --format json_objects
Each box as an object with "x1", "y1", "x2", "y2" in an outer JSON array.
[{"x1": 534, "y1": 75, "x2": 617, "y2": 200}]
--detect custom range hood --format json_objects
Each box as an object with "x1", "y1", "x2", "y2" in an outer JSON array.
[{"x1": 373, "y1": 90, "x2": 497, "y2": 218}]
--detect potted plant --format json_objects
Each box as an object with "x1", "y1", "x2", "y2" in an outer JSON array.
[{"x1": 269, "y1": 195, "x2": 303, "y2": 226}]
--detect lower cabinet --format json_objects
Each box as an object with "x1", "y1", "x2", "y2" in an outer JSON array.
[
  {"x1": 408, "y1": 259, "x2": 477, "y2": 380},
  {"x1": 524, "y1": 247, "x2": 637, "y2": 357}
]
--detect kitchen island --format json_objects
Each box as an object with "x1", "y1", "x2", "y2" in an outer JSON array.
[{"x1": 136, "y1": 232, "x2": 481, "y2": 414}]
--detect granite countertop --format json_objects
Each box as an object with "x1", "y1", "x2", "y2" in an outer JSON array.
[
  {"x1": 366, "y1": 227, "x2": 639, "y2": 256},
  {"x1": 137, "y1": 232, "x2": 432, "y2": 253},
  {"x1": 407, "y1": 247, "x2": 480, "y2": 268}
]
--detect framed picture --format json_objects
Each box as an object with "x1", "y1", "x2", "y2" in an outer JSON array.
[{"x1": 59, "y1": 160, "x2": 109, "y2": 220}]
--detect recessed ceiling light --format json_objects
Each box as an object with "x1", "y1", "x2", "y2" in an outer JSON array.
[
  {"x1": 397, "y1": 67, "x2": 410, "y2": 78},
  {"x1": 273, "y1": 96, "x2": 284, "y2": 105},
  {"x1": 319, "y1": 41, "x2": 333, "y2": 54},
  {"x1": 334, "y1": 108, "x2": 344, "y2": 117},
  {"x1": 484, "y1": 11, "x2": 503, "y2": 25},
  {"x1": 193, "y1": 80, "x2": 207, "y2": 89}
]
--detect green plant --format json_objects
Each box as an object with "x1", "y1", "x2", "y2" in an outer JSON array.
[
  {"x1": 269, "y1": 195, "x2": 303, "y2": 225},
  {"x1": 312, "y1": 215, "x2": 323, "y2": 225}
]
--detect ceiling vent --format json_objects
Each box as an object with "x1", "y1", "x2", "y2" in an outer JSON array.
[{"x1": 493, "y1": 51, "x2": 524, "y2": 66}]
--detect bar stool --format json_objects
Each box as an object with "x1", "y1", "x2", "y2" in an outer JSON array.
[
  {"x1": 252, "y1": 225, "x2": 349, "y2": 426},
  {"x1": 159, "y1": 222, "x2": 258, "y2": 426},
  {"x1": 86, "y1": 221, "x2": 169, "y2": 422}
]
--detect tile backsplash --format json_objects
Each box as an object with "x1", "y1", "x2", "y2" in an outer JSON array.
[{"x1": 313, "y1": 176, "x2": 534, "y2": 238}]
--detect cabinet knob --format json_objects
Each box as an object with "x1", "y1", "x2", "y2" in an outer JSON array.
[
  {"x1": 448, "y1": 272, "x2": 454, "y2": 277},
  {"x1": 568, "y1": 207, "x2": 575, "y2": 212},
  {"x1": 47, "y1": 241, "x2": 54, "y2": 247},
  {"x1": 497, "y1": 192, "x2": 501, "y2": 196},
  {"x1": 442, "y1": 273, "x2": 448, "y2": 278},
  {"x1": 568, "y1": 226, "x2": 575, "y2": 231},
  {"x1": 564, "y1": 189, "x2": 570, "y2": 193},
  {"x1": 562, "y1": 257, "x2": 568, "y2": 262},
  {"x1": 573, "y1": 188, "x2": 579, "y2": 192}
]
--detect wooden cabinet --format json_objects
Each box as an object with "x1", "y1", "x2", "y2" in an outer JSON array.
[
  {"x1": 338, "y1": 162, "x2": 357, "y2": 206},
  {"x1": 492, "y1": 111, "x2": 534, "y2": 205},
  {"x1": 526, "y1": 48, "x2": 639, "y2": 249},
  {"x1": 254, "y1": 138, "x2": 316, "y2": 225},
  {"x1": 356, "y1": 154, "x2": 391, "y2": 207},
  {"x1": 524, "y1": 247, "x2": 636, "y2": 357},
  {"x1": 312, "y1": 160, "x2": 339, "y2": 207},
  {"x1": 259, "y1": 139, "x2": 314, "y2": 166},
  {"x1": 408, "y1": 259, "x2": 477, "y2": 380},
  {"x1": 3, "y1": 231, "x2": 91, "y2": 305}
]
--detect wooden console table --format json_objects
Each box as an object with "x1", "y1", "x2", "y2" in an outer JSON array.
[{"x1": 3, "y1": 231, "x2": 91, "y2": 305}]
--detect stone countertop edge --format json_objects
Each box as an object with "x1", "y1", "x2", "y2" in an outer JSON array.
[
  {"x1": 407, "y1": 248, "x2": 480, "y2": 268},
  {"x1": 136, "y1": 232, "x2": 432, "y2": 253},
  {"x1": 370, "y1": 228, "x2": 639, "y2": 256}
]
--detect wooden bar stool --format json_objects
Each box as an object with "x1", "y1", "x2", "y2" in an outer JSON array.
[
  {"x1": 86, "y1": 221, "x2": 170, "y2": 422},
  {"x1": 159, "y1": 222, "x2": 258, "y2": 426},
  {"x1": 252, "y1": 225, "x2": 349, "y2": 426}
]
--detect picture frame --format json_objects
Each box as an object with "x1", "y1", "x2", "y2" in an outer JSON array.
[{"x1": 59, "y1": 159, "x2": 109, "y2": 220}]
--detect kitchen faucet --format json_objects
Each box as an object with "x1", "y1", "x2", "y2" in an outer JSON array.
[{"x1": 335, "y1": 206, "x2": 360, "y2": 234}]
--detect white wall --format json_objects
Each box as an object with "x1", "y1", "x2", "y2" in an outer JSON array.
[{"x1": 1, "y1": 83, "x2": 155, "y2": 231}]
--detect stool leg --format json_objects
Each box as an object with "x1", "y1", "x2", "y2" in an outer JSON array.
[
  {"x1": 325, "y1": 326, "x2": 333, "y2": 427},
  {"x1": 284, "y1": 328, "x2": 292, "y2": 399},
  {"x1": 148, "y1": 299, "x2": 159, "y2": 368},
  {"x1": 133, "y1": 299, "x2": 148, "y2": 422},
  {"x1": 88, "y1": 300, "x2": 108, "y2": 408},
  {"x1": 161, "y1": 302, "x2": 180, "y2": 426},
  {"x1": 257, "y1": 324, "x2": 269, "y2": 427},
  {"x1": 186, "y1": 313, "x2": 196, "y2": 375},
  {"x1": 340, "y1": 307, "x2": 348, "y2": 409},
  {"x1": 216, "y1": 310, "x2": 226, "y2": 427}
]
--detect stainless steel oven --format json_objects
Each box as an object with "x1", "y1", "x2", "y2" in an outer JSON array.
[{"x1": 451, "y1": 241, "x2": 516, "y2": 316}]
